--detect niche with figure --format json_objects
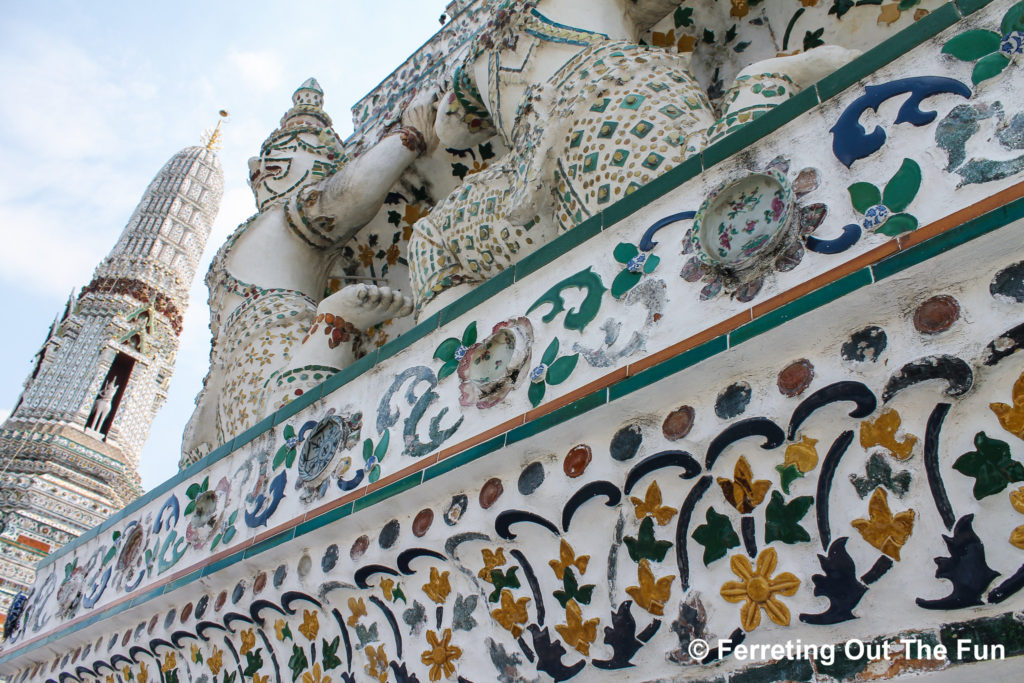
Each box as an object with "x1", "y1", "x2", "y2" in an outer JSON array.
[{"x1": 86, "y1": 352, "x2": 134, "y2": 437}]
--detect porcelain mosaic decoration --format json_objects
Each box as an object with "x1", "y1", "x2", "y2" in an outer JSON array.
[{"x1": 4, "y1": 1, "x2": 1024, "y2": 682}]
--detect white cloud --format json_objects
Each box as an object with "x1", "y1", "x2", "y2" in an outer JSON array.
[{"x1": 227, "y1": 50, "x2": 286, "y2": 93}]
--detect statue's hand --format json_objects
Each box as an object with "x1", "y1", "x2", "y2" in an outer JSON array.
[{"x1": 402, "y1": 87, "x2": 441, "y2": 153}]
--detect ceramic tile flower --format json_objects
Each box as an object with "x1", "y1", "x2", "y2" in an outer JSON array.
[
  {"x1": 942, "y1": 3, "x2": 1024, "y2": 84},
  {"x1": 361, "y1": 430, "x2": 390, "y2": 484},
  {"x1": 626, "y1": 559, "x2": 674, "y2": 616},
  {"x1": 630, "y1": 481, "x2": 678, "y2": 525},
  {"x1": 161, "y1": 653, "x2": 176, "y2": 673},
  {"x1": 549, "y1": 539, "x2": 589, "y2": 580},
  {"x1": 478, "y1": 547, "x2": 507, "y2": 582},
  {"x1": 207, "y1": 648, "x2": 223, "y2": 675},
  {"x1": 421, "y1": 629, "x2": 462, "y2": 681},
  {"x1": 682, "y1": 157, "x2": 827, "y2": 302},
  {"x1": 847, "y1": 158, "x2": 921, "y2": 237},
  {"x1": 301, "y1": 662, "x2": 330, "y2": 683},
  {"x1": 456, "y1": 317, "x2": 534, "y2": 409},
  {"x1": 851, "y1": 488, "x2": 915, "y2": 560},
  {"x1": 554, "y1": 600, "x2": 600, "y2": 655},
  {"x1": 298, "y1": 609, "x2": 320, "y2": 641},
  {"x1": 491, "y1": 589, "x2": 530, "y2": 638},
  {"x1": 273, "y1": 421, "x2": 312, "y2": 470},
  {"x1": 860, "y1": 409, "x2": 917, "y2": 460},
  {"x1": 432, "y1": 321, "x2": 478, "y2": 381},
  {"x1": 718, "y1": 456, "x2": 772, "y2": 513},
  {"x1": 611, "y1": 242, "x2": 660, "y2": 299},
  {"x1": 528, "y1": 337, "x2": 579, "y2": 407},
  {"x1": 422, "y1": 567, "x2": 452, "y2": 604},
  {"x1": 990, "y1": 370, "x2": 1024, "y2": 440},
  {"x1": 720, "y1": 547, "x2": 800, "y2": 631}
]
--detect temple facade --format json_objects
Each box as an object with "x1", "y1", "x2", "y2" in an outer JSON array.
[
  {"x1": 0, "y1": 143, "x2": 223, "y2": 620},
  {"x1": 3, "y1": 1, "x2": 1024, "y2": 681}
]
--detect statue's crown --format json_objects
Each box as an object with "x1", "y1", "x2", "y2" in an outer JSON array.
[{"x1": 278, "y1": 77, "x2": 332, "y2": 131}]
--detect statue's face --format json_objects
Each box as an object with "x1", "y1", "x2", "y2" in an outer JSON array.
[{"x1": 248, "y1": 129, "x2": 341, "y2": 211}]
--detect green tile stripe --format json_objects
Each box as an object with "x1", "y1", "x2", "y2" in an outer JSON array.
[
  {"x1": 34, "y1": 3, "x2": 983, "y2": 570},
  {"x1": 354, "y1": 471, "x2": 424, "y2": 511}
]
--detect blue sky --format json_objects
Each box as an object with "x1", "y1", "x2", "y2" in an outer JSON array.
[{"x1": 0, "y1": 1, "x2": 450, "y2": 489}]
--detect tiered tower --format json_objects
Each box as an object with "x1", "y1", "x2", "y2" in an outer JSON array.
[{"x1": 0, "y1": 139, "x2": 224, "y2": 618}]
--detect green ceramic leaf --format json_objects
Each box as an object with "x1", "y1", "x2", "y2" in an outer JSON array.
[
  {"x1": 764, "y1": 491, "x2": 813, "y2": 544},
  {"x1": 488, "y1": 566, "x2": 521, "y2": 602},
  {"x1": 526, "y1": 267, "x2": 607, "y2": 332},
  {"x1": 363, "y1": 438, "x2": 373, "y2": 462},
  {"x1": 674, "y1": 5, "x2": 693, "y2": 27},
  {"x1": 611, "y1": 269, "x2": 642, "y2": 299},
  {"x1": 897, "y1": 0, "x2": 919, "y2": 8},
  {"x1": 528, "y1": 380, "x2": 546, "y2": 408},
  {"x1": 433, "y1": 337, "x2": 460, "y2": 361},
  {"x1": 462, "y1": 321, "x2": 478, "y2": 346},
  {"x1": 322, "y1": 637, "x2": 342, "y2": 671},
  {"x1": 288, "y1": 644, "x2": 309, "y2": 678},
  {"x1": 623, "y1": 517, "x2": 673, "y2": 562},
  {"x1": 972, "y1": 52, "x2": 1011, "y2": 85},
  {"x1": 283, "y1": 424, "x2": 296, "y2": 439},
  {"x1": 613, "y1": 242, "x2": 639, "y2": 264},
  {"x1": 875, "y1": 212, "x2": 918, "y2": 237},
  {"x1": 643, "y1": 253, "x2": 660, "y2": 274},
  {"x1": 438, "y1": 359, "x2": 458, "y2": 381},
  {"x1": 210, "y1": 533, "x2": 222, "y2": 551},
  {"x1": 775, "y1": 463, "x2": 804, "y2": 495},
  {"x1": 882, "y1": 158, "x2": 921, "y2": 212},
  {"x1": 848, "y1": 182, "x2": 881, "y2": 214},
  {"x1": 184, "y1": 501, "x2": 195, "y2": 516},
  {"x1": 941, "y1": 29, "x2": 1001, "y2": 61},
  {"x1": 541, "y1": 338, "x2": 560, "y2": 365},
  {"x1": 1002, "y1": 3, "x2": 1024, "y2": 35},
  {"x1": 553, "y1": 567, "x2": 595, "y2": 607},
  {"x1": 271, "y1": 446, "x2": 287, "y2": 470},
  {"x1": 953, "y1": 431, "x2": 1024, "y2": 499},
  {"x1": 368, "y1": 464, "x2": 382, "y2": 483},
  {"x1": 223, "y1": 526, "x2": 235, "y2": 544},
  {"x1": 285, "y1": 447, "x2": 296, "y2": 469},
  {"x1": 243, "y1": 649, "x2": 265, "y2": 677},
  {"x1": 374, "y1": 430, "x2": 390, "y2": 461},
  {"x1": 691, "y1": 507, "x2": 739, "y2": 565},
  {"x1": 546, "y1": 354, "x2": 579, "y2": 386}
]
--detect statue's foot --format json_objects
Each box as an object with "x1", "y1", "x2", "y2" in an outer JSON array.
[
  {"x1": 753, "y1": 45, "x2": 862, "y2": 88},
  {"x1": 319, "y1": 284, "x2": 413, "y2": 331}
]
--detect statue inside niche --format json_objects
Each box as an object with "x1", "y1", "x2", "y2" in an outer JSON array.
[
  {"x1": 87, "y1": 379, "x2": 119, "y2": 432},
  {"x1": 407, "y1": 0, "x2": 859, "y2": 315},
  {"x1": 180, "y1": 78, "x2": 436, "y2": 467}
]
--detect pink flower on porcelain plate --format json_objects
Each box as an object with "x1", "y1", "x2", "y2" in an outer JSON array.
[{"x1": 456, "y1": 317, "x2": 534, "y2": 409}]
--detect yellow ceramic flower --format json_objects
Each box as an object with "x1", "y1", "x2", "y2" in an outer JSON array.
[
  {"x1": 365, "y1": 644, "x2": 388, "y2": 683},
  {"x1": 491, "y1": 589, "x2": 530, "y2": 638},
  {"x1": 299, "y1": 609, "x2": 320, "y2": 641},
  {"x1": 720, "y1": 547, "x2": 800, "y2": 631},
  {"x1": 421, "y1": 628, "x2": 462, "y2": 681},
  {"x1": 478, "y1": 547, "x2": 507, "y2": 583},
  {"x1": 718, "y1": 457, "x2": 772, "y2": 513},
  {"x1": 549, "y1": 539, "x2": 589, "y2": 580},
  {"x1": 274, "y1": 618, "x2": 291, "y2": 642},
  {"x1": 301, "y1": 662, "x2": 330, "y2": 683},
  {"x1": 860, "y1": 409, "x2": 917, "y2": 460},
  {"x1": 422, "y1": 567, "x2": 452, "y2": 605},
  {"x1": 347, "y1": 597, "x2": 367, "y2": 626},
  {"x1": 138, "y1": 661, "x2": 149, "y2": 683},
  {"x1": 190, "y1": 644, "x2": 201, "y2": 664},
  {"x1": 992, "y1": 372, "x2": 1024, "y2": 440},
  {"x1": 625, "y1": 559, "x2": 673, "y2": 616},
  {"x1": 554, "y1": 600, "x2": 599, "y2": 656},
  {"x1": 631, "y1": 481, "x2": 678, "y2": 526},
  {"x1": 380, "y1": 578, "x2": 396, "y2": 601},
  {"x1": 161, "y1": 653, "x2": 176, "y2": 673},
  {"x1": 240, "y1": 628, "x2": 256, "y2": 655},
  {"x1": 783, "y1": 436, "x2": 819, "y2": 473},
  {"x1": 254, "y1": 673, "x2": 269, "y2": 683},
  {"x1": 1009, "y1": 486, "x2": 1024, "y2": 549},
  {"x1": 208, "y1": 647, "x2": 223, "y2": 675},
  {"x1": 851, "y1": 488, "x2": 915, "y2": 560}
]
